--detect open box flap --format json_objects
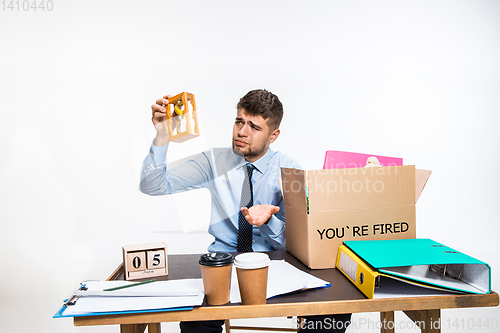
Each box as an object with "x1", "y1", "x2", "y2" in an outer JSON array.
[{"x1": 415, "y1": 169, "x2": 431, "y2": 203}]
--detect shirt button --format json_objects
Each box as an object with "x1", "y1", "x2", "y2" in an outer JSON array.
[
  {"x1": 150, "y1": 153, "x2": 153, "y2": 157},
  {"x1": 252, "y1": 239, "x2": 256, "y2": 243}
]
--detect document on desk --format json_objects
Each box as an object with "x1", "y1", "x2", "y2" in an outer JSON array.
[
  {"x1": 56, "y1": 261, "x2": 330, "y2": 317},
  {"x1": 54, "y1": 279, "x2": 205, "y2": 318},
  {"x1": 229, "y1": 260, "x2": 330, "y2": 303}
]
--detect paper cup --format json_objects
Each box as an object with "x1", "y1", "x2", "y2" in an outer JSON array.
[
  {"x1": 199, "y1": 252, "x2": 234, "y2": 305},
  {"x1": 234, "y1": 253, "x2": 271, "y2": 305}
]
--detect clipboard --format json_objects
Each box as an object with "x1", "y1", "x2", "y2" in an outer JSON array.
[
  {"x1": 336, "y1": 239, "x2": 491, "y2": 299},
  {"x1": 53, "y1": 279, "x2": 204, "y2": 318}
]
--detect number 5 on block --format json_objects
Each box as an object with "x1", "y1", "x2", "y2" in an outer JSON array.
[{"x1": 147, "y1": 250, "x2": 166, "y2": 269}]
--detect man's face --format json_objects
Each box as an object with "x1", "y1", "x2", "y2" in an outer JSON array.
[{"x1": 232, "y1": 108, "x2": 280, "y2": 162}]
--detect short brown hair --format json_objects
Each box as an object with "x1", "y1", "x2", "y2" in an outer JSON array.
[{"x1": 236, "y1": 89, "x2": 283, "y2": 130}]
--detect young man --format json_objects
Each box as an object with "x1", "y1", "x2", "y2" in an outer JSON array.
[
  {"x1": 140, "y1": 89, "x2": 351, "y2": 333},
  {"x1": 141, "y1": 89, "x2": 299, "y2": 253}
]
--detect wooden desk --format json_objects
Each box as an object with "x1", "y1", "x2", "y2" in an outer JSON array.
[{"x1": 73, "y1": 251, "x2": 498, "y2": 333}]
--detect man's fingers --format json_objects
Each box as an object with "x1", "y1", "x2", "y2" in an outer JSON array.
[
  {"x1": 156, "y1": 98, "x2": 170, "y2": 106},
  {"x1": 241, "y1": 207, "x2": 249, "y2": 216},
  {"x1": 271, "y1": 206, "x2": 280, "y2": 214},
  {"x1": 151, "y1": 104, "x2": 167, "y2": 117},
  {"x1": 241, "y1": 207, "x2": 253, "y2": 221},
  {"x1": 152, "y1": 104, "x2": 166, "y2": 112},
  {"x1": 151, "y1": 95, "x2": 172, "y2": 119}
]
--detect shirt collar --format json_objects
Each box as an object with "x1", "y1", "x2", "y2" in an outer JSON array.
[{"x1": 232, "y1": 148, "x2": 274, "y2": 175}]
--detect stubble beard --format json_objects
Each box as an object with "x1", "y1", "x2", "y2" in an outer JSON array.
[{"x1": 232, "y1": 141, "x2": 266, "y2": 160}]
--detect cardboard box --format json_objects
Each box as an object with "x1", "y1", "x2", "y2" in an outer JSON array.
[{"x1": 281, "y1": 165, "x2": 431, "y2": 269}]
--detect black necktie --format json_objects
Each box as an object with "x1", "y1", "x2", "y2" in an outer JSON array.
[{"x1": 237, "y1": 163, "x2": 256, "y2": 252}]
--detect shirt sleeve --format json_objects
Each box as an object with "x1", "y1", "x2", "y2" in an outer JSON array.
[
  {"x1": 258, "y1": 199, "x2": 286, "y2": 251},
  {"x1": 140, "y1": 140, "x2": 212, "y2": 196},
  {"x1": 257, "y1": 157, "x2": 302, "y2": 250}
]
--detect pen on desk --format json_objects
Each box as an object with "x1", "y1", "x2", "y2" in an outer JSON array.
[{"x1": 104, "y1": 279, "x2": 156, "y2": 291}]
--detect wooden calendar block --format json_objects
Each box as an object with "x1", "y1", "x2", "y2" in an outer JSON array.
[
  {"x1": 126, "y1": 251, "x2": 146, "y2": 272},
  {"x1": 166, "y1": 92, "x2": 200, "y2": 143},
  {"x1": 147, "y1": 250, "x2": 166, "y2": 270},
  {"x1": 122, "y1": 242, "x2": 168, "y2": 281}
]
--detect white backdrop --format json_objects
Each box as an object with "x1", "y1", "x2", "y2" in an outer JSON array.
[{"x1": 1, "y1": 1, "x2": 499, "y2": 332}]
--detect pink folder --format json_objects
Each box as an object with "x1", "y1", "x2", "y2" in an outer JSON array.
[{"x1": 323, "y1": 151, "x2": 403, "y2": 169}]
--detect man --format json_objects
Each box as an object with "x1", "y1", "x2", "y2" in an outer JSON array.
[{"x1": 141, "y1": 89, "x2": 351, "y2": 333}]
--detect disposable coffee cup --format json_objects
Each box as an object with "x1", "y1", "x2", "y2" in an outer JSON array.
[
  {"x1": 199, "y1": 252, "x2": 234, "y2": 305},
  {"x1": 234, "y1": 253, "x2": 271, "y2": 305}
]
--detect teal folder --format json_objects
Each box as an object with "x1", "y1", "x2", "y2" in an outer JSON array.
[
  {"x1": 53, "y1": 304, "x2": 193, "y2": 318},
  {"x1": 344, "y1": 238, "x2": 491, "y2": 294}
]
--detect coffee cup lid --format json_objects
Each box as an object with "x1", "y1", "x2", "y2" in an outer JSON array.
[
  {"x1": 234, "y1": 252, "x2": 270, "y2": 269},
  {"x1": 199, "y1": 252, "x2": 234, "y2": 267}
]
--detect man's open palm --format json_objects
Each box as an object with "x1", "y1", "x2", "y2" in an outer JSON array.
[{"x1": 241, "y1": 204, "x2": 280, "y2": 227}]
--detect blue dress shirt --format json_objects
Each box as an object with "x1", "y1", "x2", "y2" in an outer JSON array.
[{"x1": 140, "y1": 141, "x2": 301, "y2": 252}]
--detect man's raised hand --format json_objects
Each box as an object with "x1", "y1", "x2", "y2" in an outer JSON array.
[{"x1": 151, "y1": 94, "x2": 173, "y2": 146}]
